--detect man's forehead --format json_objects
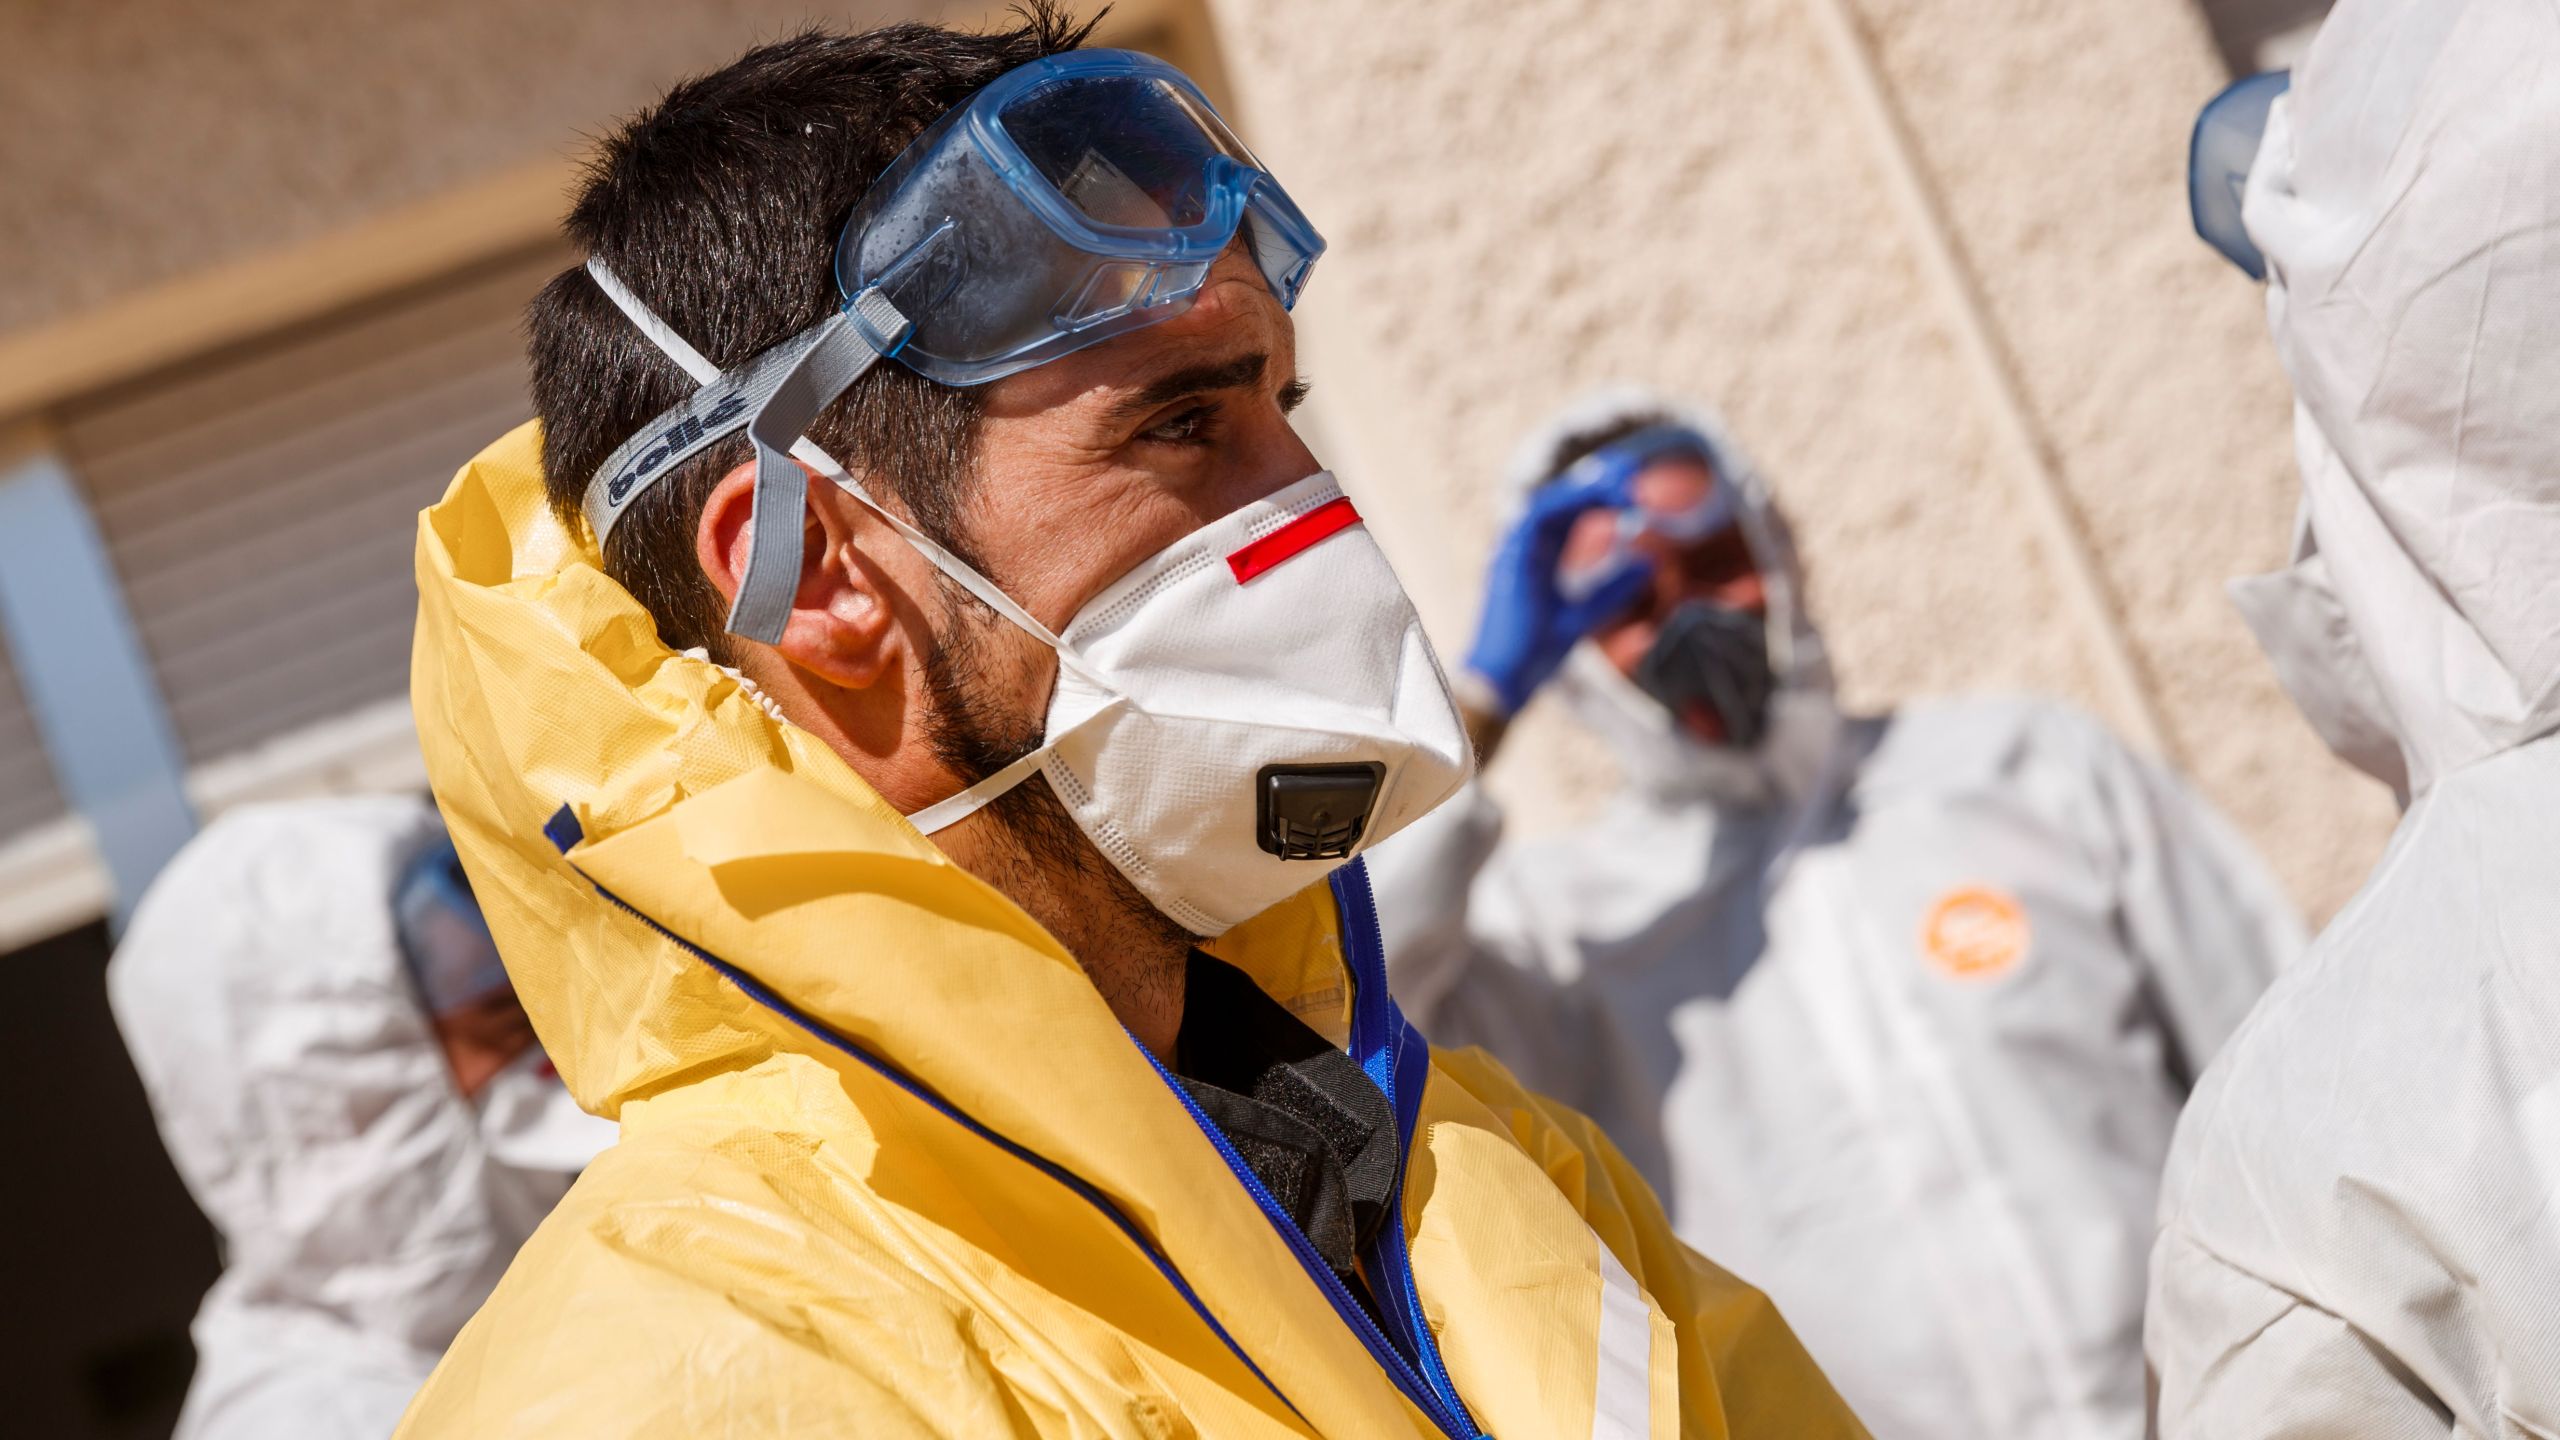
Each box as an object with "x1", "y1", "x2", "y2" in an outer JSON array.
[
  {"x1": 987, "y1": 249, "x2": 1291, "y2": 418},
  {"x1": 1110, "y1": 351, "x2": 1267, "y2": 417},
  {"x1": 1093, "y1": 252, "x2": 1291, "y2": 386},
  {"x1": 1642, "y1": 454, "x2": 1718, "y2": 482}
]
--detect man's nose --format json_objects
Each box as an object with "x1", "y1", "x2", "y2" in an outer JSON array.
[{"x1": 1235, "y1": 403, "x2": 1323, "y2": 503}]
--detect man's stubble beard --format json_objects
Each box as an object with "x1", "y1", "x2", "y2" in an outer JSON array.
[{"x1": 915, "y1": 571, "x2": 1194, "y2": 1016}]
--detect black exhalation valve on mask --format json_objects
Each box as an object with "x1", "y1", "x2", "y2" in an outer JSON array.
[
  {"x1": 1633, "y1": 600, "x2": 1778, "y2": 750},
  {"x1": 1256, "y1": 762, "x2": 1386, "y2": 860}
]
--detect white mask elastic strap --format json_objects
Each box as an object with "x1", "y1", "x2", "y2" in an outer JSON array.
[
  {"x1": 793, "y1": 435, "x2": 1099, "y2": 680},
  {"x1": 906, "y1": 682, "x2": 1140, "y2": 833},
  {"x1": 581, "y1": 259, "x2": 1105, "y2": 684},
  {"x1": 587, "y1": 258, "x2": 720, "y2": 380},
  {"x1": 904, "y1": 740, "x2": 1061, "y2": 836}
]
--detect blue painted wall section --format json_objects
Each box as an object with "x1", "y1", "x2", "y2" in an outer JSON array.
[{"x1": 0, "y1": 446, "x2": 197, "y2": 931}]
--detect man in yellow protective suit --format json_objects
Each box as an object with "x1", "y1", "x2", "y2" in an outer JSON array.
[{"x1": 396, "y1": 6, "x2": 1863, "y2": 1436}]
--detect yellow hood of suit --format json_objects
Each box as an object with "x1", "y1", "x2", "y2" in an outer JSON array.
[{"x1": 397, "y1": 422, "x2": 1862, "y2": 1439}]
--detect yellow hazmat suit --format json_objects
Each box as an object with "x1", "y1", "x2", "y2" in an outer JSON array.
[{"x1": 394, "y1": 422, "x2": 1865, "y2": 1439}]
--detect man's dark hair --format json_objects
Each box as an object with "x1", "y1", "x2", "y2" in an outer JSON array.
[{"x1": 526, "y1": 4, "x2": 1101, "y2": 662}]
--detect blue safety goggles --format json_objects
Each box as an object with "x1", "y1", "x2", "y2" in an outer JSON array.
[
  {"x1": 2189, "y1": 69, "x2": 2291, "y2": 281},
  {"x1": 583, "y1": 48, "x2": 1326, "y2": 643},
  {"x1": 1557, "y1": 425, "x2": 1734, "y2": 539},
  {"x1": 840, "y1": 48, "x2": 1323, "y2": 385},
  {"x1": 1551, "y1": 425, "x2": 1737, "y2": 601}
]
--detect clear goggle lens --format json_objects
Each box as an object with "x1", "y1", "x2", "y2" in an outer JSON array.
[
  {"x1": 834, "y1": 50, "x2": 1323, "y2": 385},
  {"x1": 1005, "y1": 73, "x2": 1236, "y2": 229}
]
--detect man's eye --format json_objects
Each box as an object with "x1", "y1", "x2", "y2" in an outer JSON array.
[{"x1": 1143, "y1": 405, "x2": 1217, "y2": 445}]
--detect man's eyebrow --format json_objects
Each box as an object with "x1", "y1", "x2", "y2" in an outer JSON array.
[{"x1": 1106, "y1": 351, "x2": 1268, "y2": 422}]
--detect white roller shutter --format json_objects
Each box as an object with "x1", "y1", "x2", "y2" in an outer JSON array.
[{"x1": 54, "y1": 245, "x2": 568, "y2": 772}]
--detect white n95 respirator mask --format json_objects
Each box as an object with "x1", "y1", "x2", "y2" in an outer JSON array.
[{"x1": 911, "y1": 470, "x2": 1473, "y2": 936}]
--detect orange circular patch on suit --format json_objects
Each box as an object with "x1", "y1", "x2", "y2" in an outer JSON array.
[{"x1": 1921, "y1": 886, "x2": 2032, "y2": 981}]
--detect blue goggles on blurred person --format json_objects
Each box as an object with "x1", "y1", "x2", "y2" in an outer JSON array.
[
  {"x1": 395, "y1": 839, "x2": 510, "y2": 1018},
  {"x1": 584, "y1": 48, "x2": 1325, "y2": 642},
  {"x1": 1554, "y1": 424, "x2": 1737, "y2": 601},
  {"x1": 2188, "y1": 69, "x2": 2291, "y2": 281}
]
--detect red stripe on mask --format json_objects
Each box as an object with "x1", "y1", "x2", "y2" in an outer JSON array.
[{"x1": 1226, "y1": 496, "x2": 1363, "y2": 584}]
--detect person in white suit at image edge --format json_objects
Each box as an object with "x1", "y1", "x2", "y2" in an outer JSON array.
[{"x1": 2149, "y1": 0, "x2": 2560, "y2": 1431}]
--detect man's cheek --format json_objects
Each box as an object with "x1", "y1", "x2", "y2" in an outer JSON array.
[
  {"x1": 997, "y1": 618, "x2": 1065, "y2": 726},
  {"x1": 1709, "y1": 569, "x2": 1771, "y2": 615},
  {"x1": 1598, "y1": 620, "x2": 1657, "y2": 679}
]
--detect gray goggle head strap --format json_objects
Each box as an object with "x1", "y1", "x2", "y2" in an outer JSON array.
[{"x1": 580, "y1": 257, "x2": 912, "y2": 644}]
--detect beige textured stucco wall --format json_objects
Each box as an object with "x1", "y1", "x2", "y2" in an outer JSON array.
[
  {"x1": 0, "y1": 1, "x2": 1243, "y2": 339},
  {"x1": 1209, "y1": 0, "x2": 2396, "y2": 920},
  {"x1": 0, "y1": 0, "x2": 977, "y2": 334}
]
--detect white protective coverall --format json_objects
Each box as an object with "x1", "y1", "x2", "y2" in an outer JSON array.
[
  {"x1": 109, "y1": 795, "x2": 601, "y2": 1440},
  {"x1": 2147, "y1": 2, "x2": 2560, "y2": 1431},
  {"x1": 1366, "y1": 391, "x2": 2306, "y2": 1440}
]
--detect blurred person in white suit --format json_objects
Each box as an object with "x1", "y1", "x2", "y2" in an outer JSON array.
[
  {"x1": 108, "y1": 795, "x2": 614, "y2": 1440},
  {"x1": 1366, "y1": 389, "x2": 2304, "y2": 1440},
  {"x1": 2151, "y1": 0, "x2": 2560, "y2": 1430}
]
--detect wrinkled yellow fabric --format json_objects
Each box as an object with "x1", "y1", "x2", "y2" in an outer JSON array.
[{"x1": 395, "y1": 422, "x2": 1865, "y2": 1439}]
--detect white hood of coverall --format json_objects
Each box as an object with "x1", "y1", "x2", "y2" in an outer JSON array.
[
  {"x1": 108, "y1": 796, "x2": 587, "y2": 1440},
  {"x1": 2227, "y1": 4, "x2": 2560, "y2": 800}
]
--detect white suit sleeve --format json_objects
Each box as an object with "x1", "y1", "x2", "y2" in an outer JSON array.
[
  {"x1": 2149, "y1": 1223, "x2": 2445, "y2": 1439},
  {"x1": 2083, "y1": 729, "x2": 2307, "y2": 1086},
  {"x1": 1363, "y1": 780, "x2": 1509, "y2": 1028},
  {"x1": 1364, "y1": 782, "x2": 1602, "y2": 1108}
]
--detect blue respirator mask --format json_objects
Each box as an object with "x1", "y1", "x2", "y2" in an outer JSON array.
[{"x1": 581, "y1": 48, "x2": 1324, "y2": 644}]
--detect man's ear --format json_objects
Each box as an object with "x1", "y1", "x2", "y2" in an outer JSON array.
[{"x1": 696, "y1": 460, "x2": 897, "y2": 689}]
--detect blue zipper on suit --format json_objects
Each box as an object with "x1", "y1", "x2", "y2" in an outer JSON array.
[
  {"x1": 543, "y1": 810, "x2": 1299, "y2": 1427},
  {"x1": 1124, "y1": 860, "x2": 1480, "y2": 1436},
  {"x1": 1331, "y1": 860, "x2": 1479, "y2": 1432},
  {"x1": 547, "y1": 809, "x2": 1481, "y2": 1437}
]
